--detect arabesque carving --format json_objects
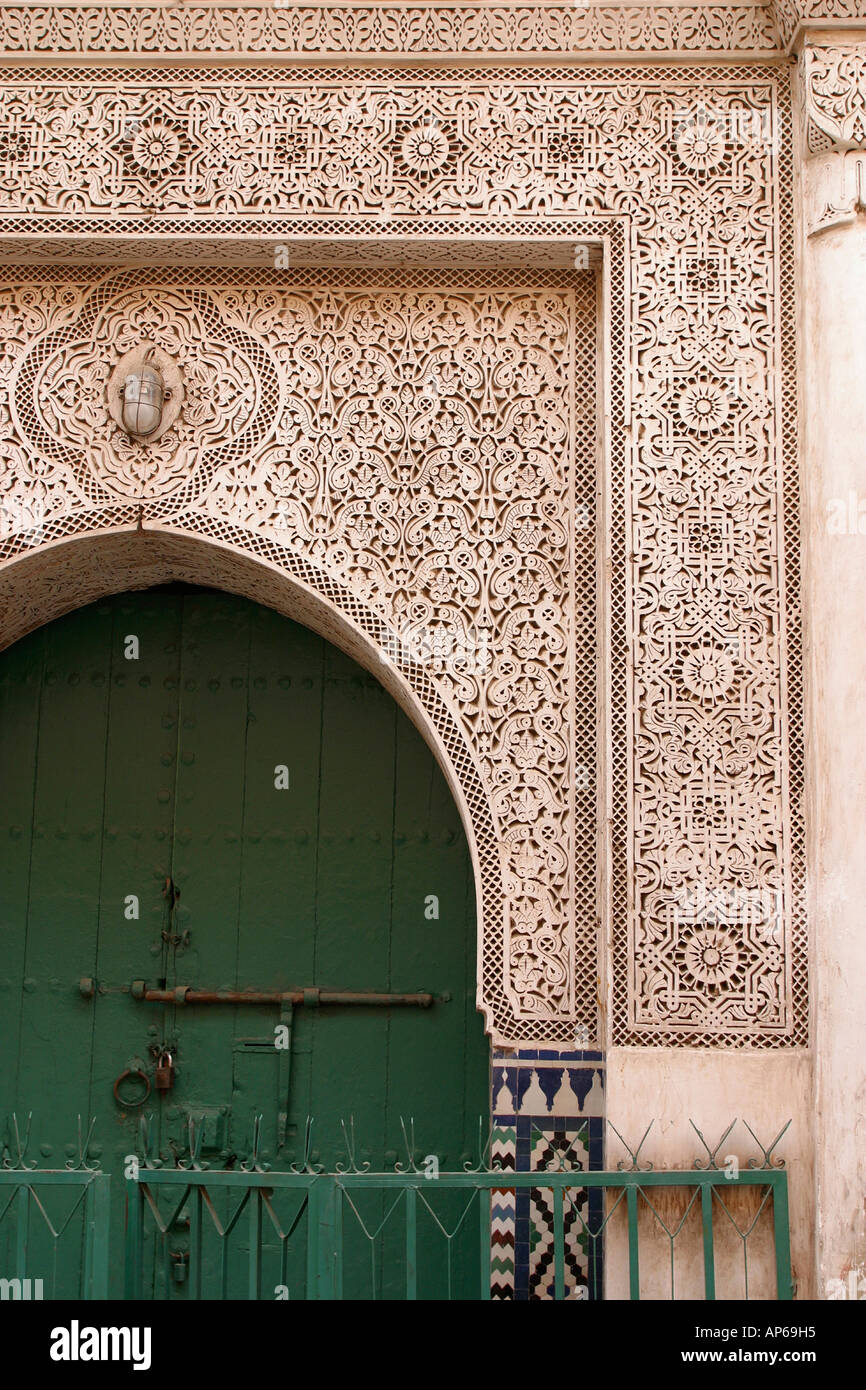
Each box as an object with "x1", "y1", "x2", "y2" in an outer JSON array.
[
  {"x1": 0, "y1": 4, "x2": 781, "y2": 59},
  {"x1": 0, "y1": 64, "x2": 807, "y2": 1047},
  {"x1": 799, "y1": 42, "x2": 866, "y2": 233},
  {"x1": 773, "y1": 0, "x2": 866, "y2": 51},
  {"x1": 802, "y1": 42, "x2": 866, "y2": 147},
  {"x1": 0, "y1": 267, "x2": 600, "y2": 1043}
]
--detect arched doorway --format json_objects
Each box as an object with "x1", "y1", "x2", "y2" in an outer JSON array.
[{"x1": 0, "y1": 585, "x2": 488, "y2": 1297}]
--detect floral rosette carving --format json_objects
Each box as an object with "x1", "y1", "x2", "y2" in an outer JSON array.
[{"x1": 11, "y1": 281, "x2": 279, "y2": 508}]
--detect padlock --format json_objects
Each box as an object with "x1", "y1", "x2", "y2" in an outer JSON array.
[{"x1": 154, "y1": 1050, "x2": 174, "y2": 1091}]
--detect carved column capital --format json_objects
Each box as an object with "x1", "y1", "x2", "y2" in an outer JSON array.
[
  {"x1": 799, "y1": 42, "x2": 866, "y2": 234},
  {"x1": 802, "y1": 42, "x2": 866, "y2": 146}
]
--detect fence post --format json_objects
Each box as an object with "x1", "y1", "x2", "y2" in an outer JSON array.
[
  {"x1": 248, "y1": 1186, "x2": 262, "y2": 1301},
  {"x1": 124, "y1": 1178, "x2": 143, "y2": 1301},
  {"x1": 405, "y1": 1185, "x2": 417, "y2": 1300},
  {"x1": 772, "y1": 1174, "x2": 794, "y2": 1300},
  {"x1": 626, "y1": 1184, "x2": 641, "y2": 1300},
  {"x1": 553, "y1": 1186, "x2": 566, "y2": 1301},
  {"x1": 86, "y1": 1176, "x2": 111, "y2": 1300},
  {"x1": 701, "y1": 1183, "x2": 716, "y2": 1301},
  {"x1": 479, "y1": 1186, "x2": 491, "y2": 1301},
  {"x1": 15, "y1": 1181, "x2": 29, "y2": 1282},
  {"x1": 312, "y1": 1176, "x2": 338, "y2": 1300}
]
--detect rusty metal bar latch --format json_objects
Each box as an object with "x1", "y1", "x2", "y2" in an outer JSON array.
[{"x1": 129, "y1": 981, "x2": 437, "y2": 1007}]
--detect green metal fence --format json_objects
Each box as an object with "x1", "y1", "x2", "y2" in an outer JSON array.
[
  {"x1": 1, "y1": 1112, "x2": 794, "y2": 1300},
  {"x1": 0, "y1": 1114, "x2": 111, "y2": 1300},
  {"x1": 0, "y1": 1172, "x2": 111, "y2": 1300},
  {"x1": 124, "y1": 1160, "x2": 793, "y2": 1301}
]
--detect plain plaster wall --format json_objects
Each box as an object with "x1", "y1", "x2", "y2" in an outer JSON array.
[
  {"x1": 605, "y1": 1051, "x2": 814, "y2": 1299},
  {"x1": 801, "y1": 210, "x2": 866, "y2": 1298}
]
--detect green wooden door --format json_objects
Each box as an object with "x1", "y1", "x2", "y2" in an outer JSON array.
[{"x1": 0, "y1": 586, "x2": 488, "y2": 1298}]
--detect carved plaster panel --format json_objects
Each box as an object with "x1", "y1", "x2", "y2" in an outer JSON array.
[
  {"x1": 0, "y1": 65, "x2": 807, "y2": 1047},
  {"x1": 0, "y1": 68, "x2": 786, "y2": 228},
  {"x1": 23, "y1": 286, "x2": 276, "y2": 502}
]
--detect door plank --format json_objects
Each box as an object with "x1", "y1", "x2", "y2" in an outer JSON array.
[
  {"x1": 19, "y1": 605, "x2": 114, "y2": 1148},
  {"x1": 310, "y1": 644, "x2": 397, "y2": 1171},
  {"x1": 89, "y1": 593, "x2": 183, "y2": 1276},
  {"x1": 232, "y1": 604, "x2": 325, "y2": 1164},
  {"x1": 0, "y1": 626, "x2": 44, "y2": 1122},
  {"x1": 170, "y1": 593, "x2": 252, "y2": 1152}
]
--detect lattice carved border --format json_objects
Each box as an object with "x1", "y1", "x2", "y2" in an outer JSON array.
[{"x1": 0, "y1": 63, "x2": 806, "y2": 1047}]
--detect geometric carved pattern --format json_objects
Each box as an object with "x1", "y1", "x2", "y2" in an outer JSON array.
[
  {"x1": 0, "y1": 62, "x2": 807, "y2": 1044},
  {"x1": 0, "y1": 67, "x2": 786, "y2": 230}
]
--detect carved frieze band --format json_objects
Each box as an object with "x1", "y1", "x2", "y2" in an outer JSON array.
[
  {"x1": 0, "y1": 4, "x2": 781, "y2": 58},
  {"x1": 0, "y1": 65, "x2": 806, "y2": 1045}
]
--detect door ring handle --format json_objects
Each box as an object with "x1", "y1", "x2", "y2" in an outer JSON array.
[{"x1": 113, "y1": 1067, "x2": 152, "y2": 1109}]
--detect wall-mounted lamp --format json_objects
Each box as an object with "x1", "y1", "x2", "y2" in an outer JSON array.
[
  {"x1": 108, "y1": 342, "x2": 182, "y2": 446},
  {"x1": 120, "y1": 357, "x2": 165, "y2": 439}
]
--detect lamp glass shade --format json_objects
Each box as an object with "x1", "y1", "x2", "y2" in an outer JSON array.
[{"x1": 121, "y1": 364, "x2": 164, "y2": 438}]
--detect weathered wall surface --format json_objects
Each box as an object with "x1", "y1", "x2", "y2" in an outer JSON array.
[{"x1": 606, "y1": 1050, "x2": 814, "y2": 1297}]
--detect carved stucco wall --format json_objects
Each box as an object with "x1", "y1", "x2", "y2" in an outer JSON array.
[{"x1": 0, "y1": 61, "x2": 807, "y2": 1048}]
